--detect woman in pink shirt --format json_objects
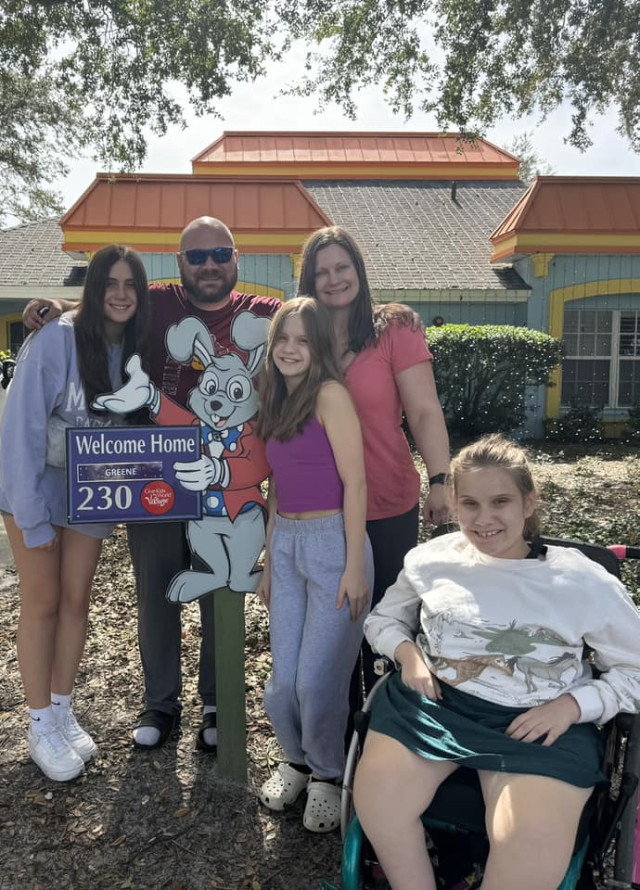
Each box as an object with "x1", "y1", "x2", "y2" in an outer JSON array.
[{"x1": 298, "y1": 226, "x2": 451, "y2": 696}]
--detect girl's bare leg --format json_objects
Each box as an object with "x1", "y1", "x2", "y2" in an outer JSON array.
[
  {"x1": 479, "y1": 770, "x2": 592, "y2": 890},
  {"x1": 5, "y1": 515, "x2": 62, "y2": 709},
  {"x1": 51, "y1": 528, "x2": 102, "y2": 695},
  {"x1": 354, "y1": 729, "x2": 458, "y2": 890}
]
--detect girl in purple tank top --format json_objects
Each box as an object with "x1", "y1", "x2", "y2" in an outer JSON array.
[{"x1": 256, "y1": 297, "x2": 374, "y2": 833}]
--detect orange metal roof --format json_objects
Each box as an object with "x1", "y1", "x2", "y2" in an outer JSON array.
[
  {"x1": 192, "y1": 131, "x2": 520, "y2": 180},
  {"x1": 491, "y1": 177, "x2": 640, "y2": 261},
  {"x1": 60, "y1": 174, "x2": 333, "y2": 253}
]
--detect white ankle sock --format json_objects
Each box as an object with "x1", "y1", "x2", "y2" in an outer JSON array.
[
  {"x1": 30, "y1": 706, "x2": 55, "y2": 733},
  {"x1": 203, "y1": 706, "x2": 217, "y2": 747},
  {"x1": 133, "y1": 725, "x2": 161, "y2": 746},
  {"x1": 51, "y1": 693, "x2": 72, "y2": 720}
]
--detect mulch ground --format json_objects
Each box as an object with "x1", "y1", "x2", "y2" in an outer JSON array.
[
  {"x1": 0, "y1": 526, "x2": 341, "y2": 890},
  {"x1": 2, "y1": 443, "x2": 640, "y2": 890}
]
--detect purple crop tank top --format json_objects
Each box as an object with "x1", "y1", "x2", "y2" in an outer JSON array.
[{"x1": 266, "y1": 416, "x2": 343, "y2": 513}]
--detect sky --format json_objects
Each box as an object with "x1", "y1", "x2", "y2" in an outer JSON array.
[{"x1": 53, "y1": 47, "x2": 640, "y2": 214}]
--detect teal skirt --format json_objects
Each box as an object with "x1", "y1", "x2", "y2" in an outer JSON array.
[{"x1": 369, "y1": 673, "x2": 607, "y2": 788}]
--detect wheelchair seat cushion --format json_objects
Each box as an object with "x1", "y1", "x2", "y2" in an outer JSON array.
[{"x1": 369, "y1": 672, "x2": 607, "y2": 788}]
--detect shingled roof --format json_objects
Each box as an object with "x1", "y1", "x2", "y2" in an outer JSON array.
[
  {"x1": 0, "y1": 219, "x2": 86, "y2": 288},
  {"x1": 303, "y1": 180, "x2": 529, "y2": 293}
]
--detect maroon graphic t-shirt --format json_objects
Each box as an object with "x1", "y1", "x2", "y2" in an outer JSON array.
[{"x1": 148, "y1": 285, "x2": 281, "y2": 409}]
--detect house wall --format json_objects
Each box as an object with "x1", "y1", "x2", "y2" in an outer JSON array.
[
  {"x1": 411, "y1": 301, "x2": 528, "y2": 327},
  {"x1": 142, "y1": 252, "x2": 296, "y2": 301},
  {"x1": 515, "y1": 253, "x2": 640, "y2": 436}
]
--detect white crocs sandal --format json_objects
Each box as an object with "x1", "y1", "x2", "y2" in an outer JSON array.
[
  {"x1": 258, "y1": 762, "x2": 310, "y2": 812},
  {"x1": 303, "y1": 780, "x2": 341, "y2": 833}
]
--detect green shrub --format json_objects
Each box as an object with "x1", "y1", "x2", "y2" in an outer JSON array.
[
  {"x1": 623, "y1": 403, "x2": 640, "y2": 442},
  {"x1": 544, "y1": 403, "x2": 603, "y2": 442},
  {"x1": 427, "y1": 324, "x2": 563, "y2": 437}
]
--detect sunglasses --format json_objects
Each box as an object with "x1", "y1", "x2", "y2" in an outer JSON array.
[{"x1": 181, "y1": 247, "x2": 235, "y2": 265}]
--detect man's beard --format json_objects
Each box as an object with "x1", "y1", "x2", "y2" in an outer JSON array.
[{"x1": 181, "y1": 267, "x2": 238, "y2": 305}]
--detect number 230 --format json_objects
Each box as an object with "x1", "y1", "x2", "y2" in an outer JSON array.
[{"x1": 77, "y1": 485, "x2": 132, "y2": 511}]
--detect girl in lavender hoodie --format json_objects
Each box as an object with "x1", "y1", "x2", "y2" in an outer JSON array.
[{"x1": 0, "y1": 245, "x2": 150, "y2": 782}]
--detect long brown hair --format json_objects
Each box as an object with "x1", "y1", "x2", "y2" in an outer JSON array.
[
  {"x1": 74, "y1": 245, "x2": 151, "y2": 409},
  {"x1": 449, "y1": 434, "x2": 541, "y2": 540},
  {"x1": 298, "y1": 226, "x2": 376, "y2": 354},
  {"x1": 257, "y1": 297, "x2": 343, "y2": 442}
]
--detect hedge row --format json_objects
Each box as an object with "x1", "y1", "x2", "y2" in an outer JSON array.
[{"x1": 426, "y1": 324, "x2": 564, "y2": 438}]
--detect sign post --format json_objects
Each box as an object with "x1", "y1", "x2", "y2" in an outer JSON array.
[
  {"x1": 67, "y1": 426, "x2": 249, "y2": 781},
  {"x1": 214, "y1": 588, "x2": 247, "y2": 782}
]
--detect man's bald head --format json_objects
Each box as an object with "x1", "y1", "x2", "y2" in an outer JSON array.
[
  {"x1": 180, "y1": 217, "x2": 234, "y2": 251},
  {"x1": 177, "y1": 217, "x2": 238, "y2": 309}
]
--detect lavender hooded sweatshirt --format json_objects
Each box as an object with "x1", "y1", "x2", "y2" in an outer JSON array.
[{"x1": 0, "y1": 313, "x2": 124, "y2": 547}]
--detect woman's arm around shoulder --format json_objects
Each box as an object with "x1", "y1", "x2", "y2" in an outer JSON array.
[
  {"x1": 373, "y1": 302, "x2": 423, "y2": 334},
  {"x1": 23, "y1": 298, "x2": 75, "y2": 331},
  {"x1": 317, "y1": 381, "x2": 369, "y2": 621}
]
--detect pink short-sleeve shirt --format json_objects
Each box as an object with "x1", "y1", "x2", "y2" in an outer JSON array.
[{"x1": 345, "y1": 323, "x2": 433, "y2": 521}]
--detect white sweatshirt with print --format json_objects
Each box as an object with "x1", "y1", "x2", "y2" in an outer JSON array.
[{"x1": 364, "y1": 531, "x2": 640, "y2": 725}]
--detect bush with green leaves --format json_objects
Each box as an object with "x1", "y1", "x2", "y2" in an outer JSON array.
[
  {"x1": 623, "y1": 403, "x2": 640, "y2": 442},
  {"x1": 427, "y1": 324, "x2": 563, "y2": 438},
  {"x1": 545, "y1": 403, "x2": 603, "y2": 443}
]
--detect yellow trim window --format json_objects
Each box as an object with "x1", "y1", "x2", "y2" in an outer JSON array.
[
  {"x1": 2, "y1": 315, "x2": 26, "y2": 356},
  {"x1": 561, "y1": 309, "x2": 640, "y2": 410}
]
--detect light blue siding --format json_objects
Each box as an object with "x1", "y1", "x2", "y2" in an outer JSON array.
[
  {"x1": 414, "y1": 302, "x2": 527, "y2": 327},
  {"x1": 142, "y1": 252, "x2": 296, "y2": 299}
]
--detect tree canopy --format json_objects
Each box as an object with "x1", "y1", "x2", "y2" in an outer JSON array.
[
  {"x1": 2, "y1": 1, "x2": 639, "y2": 225},
  {"x1": 279, "y1": 0, "x2": 640, "y2": 152},
  {"x1": 508, "y1": 132, "x2": 555, "y2": 185},
  {"x1": 0, "y1": 0, "x2": 275, "y2": 224}
]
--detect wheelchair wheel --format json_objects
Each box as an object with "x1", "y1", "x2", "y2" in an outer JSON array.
[
  {"x1": 342, "y1": 813, "x2": 387, "y2": 890},
  {"x1": 613, "y1": 714, "x2": 640, "y2": 888},
  {"x1": 341, "y1": 673, "x2": 391, "y2": 839}
]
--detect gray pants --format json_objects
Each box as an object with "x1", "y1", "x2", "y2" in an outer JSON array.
[
  {"x1": 127, "y1": 521, "x2": 216, "y2": 716},
  {"x1": 264, "y1": 513, "x2": 374, "y2": 778}
]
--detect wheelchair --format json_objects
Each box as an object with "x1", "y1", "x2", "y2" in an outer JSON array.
[{"x1": 336, "y1": 537, "x2": 640, "y2": 890}]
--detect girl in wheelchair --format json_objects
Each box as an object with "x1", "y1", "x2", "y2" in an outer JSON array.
[{"x1": 354, "y1": 434, "x2": 640, "y2": 890}]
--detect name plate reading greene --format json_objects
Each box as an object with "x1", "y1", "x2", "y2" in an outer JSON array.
[{"x1": 67, "y1": 427, "x2": 202, "y2": 524}]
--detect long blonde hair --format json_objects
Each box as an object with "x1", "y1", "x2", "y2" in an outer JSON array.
[
  {"x1": 449, "y1": 434, "x2": 541, "y2": 540},
  {"x1": 257, "y1": 297, "x2": 343, "y2": 442}
]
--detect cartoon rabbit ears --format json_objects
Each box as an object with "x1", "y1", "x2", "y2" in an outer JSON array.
[
  {"x1": 230, "y1": 312, "x2": 271, "y2": 376},
  {"x1": 165, "y1": 312, "x2": 271, "y2": 376}
]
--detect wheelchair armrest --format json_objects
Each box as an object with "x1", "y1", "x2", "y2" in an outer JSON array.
[
  {"x1": 353, "y1": 709, "x2": 371, "y2": 740},
  {"x1": 373, "y1": 655, "x2": 394, "y2": 677},
  {"x1": 615, "y1": 712, "x2": 636, "y2": 733}
]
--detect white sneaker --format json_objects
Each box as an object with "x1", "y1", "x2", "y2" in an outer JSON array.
[
  {"x1": 56, "y1": 710, "x2": 98, "y2": 762},
  {"x1": 28, "y1": 725, "x2": 85, "y2": 781}
]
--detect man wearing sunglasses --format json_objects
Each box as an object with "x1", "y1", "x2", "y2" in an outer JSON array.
[{"x1": 23, "y1": 216, "x2": 281, "y2": 754}]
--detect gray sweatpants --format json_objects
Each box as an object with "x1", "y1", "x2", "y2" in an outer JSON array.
[{"x1": 264, "y1": 513, "x2": 374, "y2": 778}]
